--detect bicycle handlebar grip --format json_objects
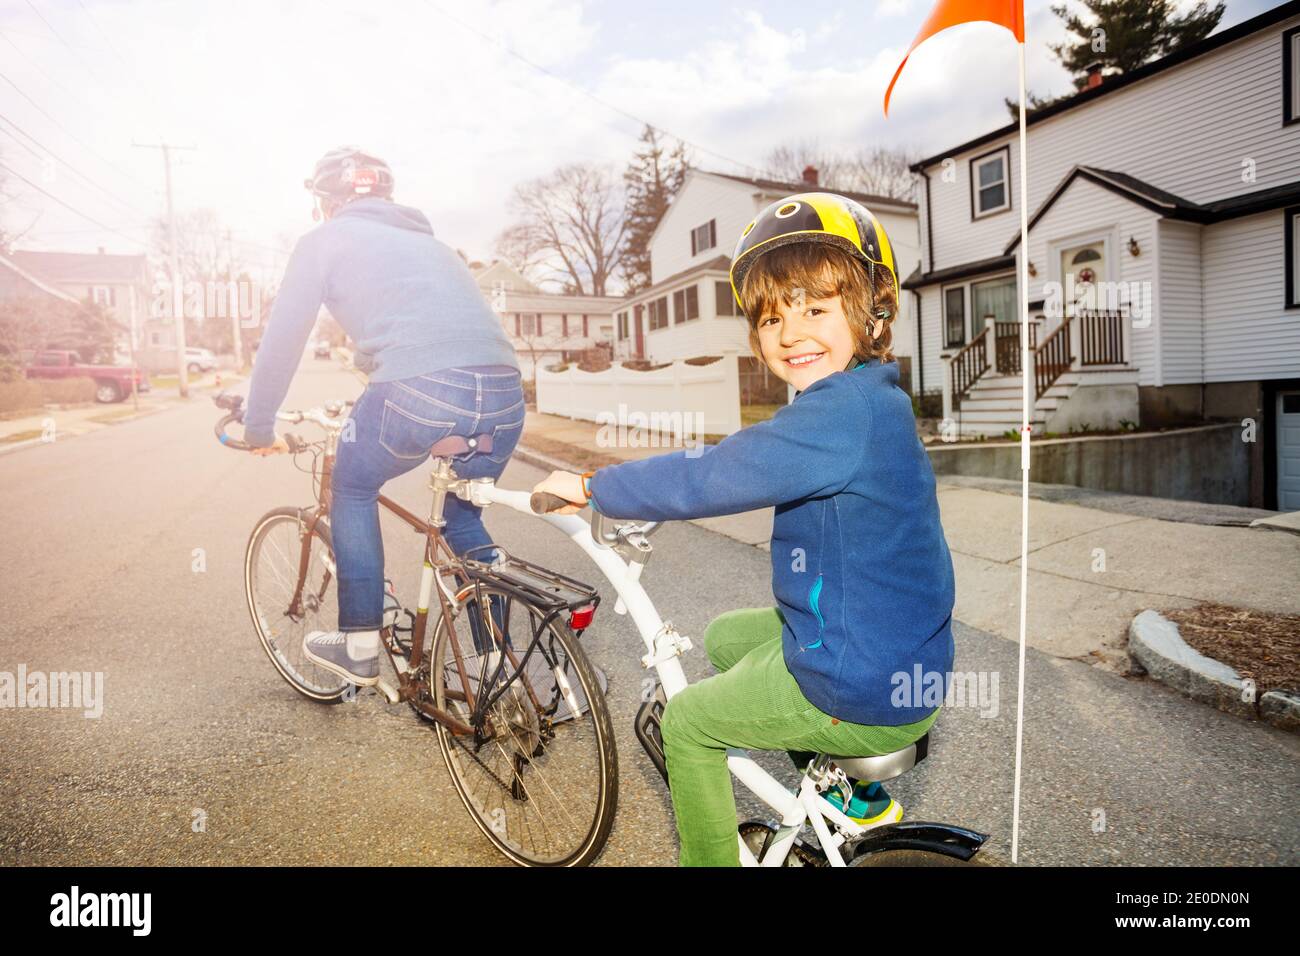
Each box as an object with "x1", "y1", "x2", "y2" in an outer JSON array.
[
  {"x1": 215, "y1": 413, "x2": 251, "y2": 451},
  {"x1": 530, "y1": 491, "x2": 576, "y2": 514}
]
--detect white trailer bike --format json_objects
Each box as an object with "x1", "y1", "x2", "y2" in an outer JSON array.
[{"x1": 469, "y1": 480, "x2": 991, "y2": 867}]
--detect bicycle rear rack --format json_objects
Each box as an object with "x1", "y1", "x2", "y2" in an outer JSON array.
[{"x1": 459, "y1": 545, "x2": 601, "y2": 624}]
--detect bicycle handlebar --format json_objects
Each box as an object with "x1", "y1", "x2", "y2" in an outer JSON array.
[{"x1": 213, "y1": 394, "x2": 353, "y2": 454}]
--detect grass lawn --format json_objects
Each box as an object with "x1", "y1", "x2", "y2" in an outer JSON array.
[
  {"x1": 1, "y1": 429, "x2": 44, "y2": 444},
  {"x1": 741, "y1": 404, "x2": 783, "y2": 427}
]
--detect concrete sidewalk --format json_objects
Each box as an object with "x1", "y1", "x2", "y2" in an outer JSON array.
[
  {"x1": 519, "y1": 410, "x2": 1300, "y2": 672},
  {"x1": 0, "y1": 373, "x2": 244, "y2": 454}
]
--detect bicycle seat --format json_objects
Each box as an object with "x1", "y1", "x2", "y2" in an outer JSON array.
[
  {"x1": 826, "y1": 733, "x2": 928, "y2": 783},
  {"x1": 429, "y1": 433, "x2": 494, "y2": 457}
]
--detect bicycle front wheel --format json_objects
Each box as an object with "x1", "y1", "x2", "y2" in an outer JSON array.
[
  {"x1": 245, "y1": 507, "x2": 352, "y2": 702},
  {"x1": 431, "y1": 583, "x2": 618, "y2": 866}
]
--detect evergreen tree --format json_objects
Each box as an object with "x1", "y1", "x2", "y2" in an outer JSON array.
[
  {"x1": 621, "y1": 125, "x2": 689, "y2": 293},
  {"x1": 1050, "y1": 0, "x2": 1224, "y2": 79},
  {"x1": 1007, "y1": 1, "x2": 1224, "y2": 120}
]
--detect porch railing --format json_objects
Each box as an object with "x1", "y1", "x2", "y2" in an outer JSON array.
[
  {"x1": 1034, "y1": 317, "x2": 1073, "y2": 400},
  {"x1": 1077, "y1": 308, "x2": 1126, "y2": 366},
  {"x1": 994, "y1": 320, "x2": 1039, "y2": 374},
  {"x1": 950, "y1": 327, "x2": 989, "y2": 410}
]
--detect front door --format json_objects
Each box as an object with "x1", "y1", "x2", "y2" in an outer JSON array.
[
  {"x1": 1060, "y1": 241, "x2": 1106, "y2": 317},
  {"x1": 1278, "y1": 391, "x2": 1300, "y2": 511}
]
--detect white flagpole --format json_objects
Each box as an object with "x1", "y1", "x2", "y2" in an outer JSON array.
[{"x1": 1010, "y1": 34, "x2": 1032, "y2": 865}]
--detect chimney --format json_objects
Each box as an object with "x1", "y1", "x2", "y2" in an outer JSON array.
[
  {"x1": 1084, "y1": 61, "x2": 1103, "y2": 90},
  {"x1": 802, "y1": 164, "x2": 819, "y2": 187}
]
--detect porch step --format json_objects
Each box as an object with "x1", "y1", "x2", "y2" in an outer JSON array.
[{"x1": 960, "y1": 398, "x2": 1064, "y2": 413}]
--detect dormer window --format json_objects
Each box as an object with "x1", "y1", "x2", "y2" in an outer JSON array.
[
  {"x1": 970, "y1": 146, "x2": 1011, "y2": 218},
  {"x1": 691, "y1": 219, "x2": 717, "y2": 256}
]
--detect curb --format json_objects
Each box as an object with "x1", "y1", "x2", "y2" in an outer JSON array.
[
  {"x1": 1128, "y1": 609, "x2": 1297, "y2": 733},
  {"x1": 512, "y1": 443, "x2": 585, "y2": 474}
]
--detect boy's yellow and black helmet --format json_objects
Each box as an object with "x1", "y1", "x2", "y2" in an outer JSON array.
[{"x1": 729, "y1": 192, "x2": 899, "y2": 311}]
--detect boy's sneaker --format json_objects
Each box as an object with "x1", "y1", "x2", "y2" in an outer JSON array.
[
  {"x1": 303, "y1": 630, "x2": 380, "y2": 686},
  {"x1": 823, "y1": 780, "x2": 903, "y2": 828}
]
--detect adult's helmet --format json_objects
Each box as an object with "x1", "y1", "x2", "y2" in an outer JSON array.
[
  {"x1": 304, "y1": 146, "x2": 394, "y2": 202},
  {"x1": 728, "y1": 192, "x2": 898, "y2": 312}
]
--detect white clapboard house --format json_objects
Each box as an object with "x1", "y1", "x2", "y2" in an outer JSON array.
[
  {"x1": 905, "y1": 4, "x2": 1300, "y2": 509},
  {"x1": 470, "y1": 260, "x2": 619, "y2": 379},
  {"x1": 613, "y1": 167, "x2": 921, "y2": 396}
]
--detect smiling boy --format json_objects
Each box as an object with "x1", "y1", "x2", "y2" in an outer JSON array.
[{"x1": 533, "y1": 193, "x2": 955, "y2": 866}]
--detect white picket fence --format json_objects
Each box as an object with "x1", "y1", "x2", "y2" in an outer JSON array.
[{"x1": 535, "y1": 350, "x2": 743, "y2": 438}]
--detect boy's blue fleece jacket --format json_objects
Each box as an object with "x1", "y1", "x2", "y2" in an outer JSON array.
[
  {"x1": 243, "y1": 197, "x2": 518, "y2": 447},
  {"x1": 588, "y1": 359, "x2": 955, "y2": 726}
]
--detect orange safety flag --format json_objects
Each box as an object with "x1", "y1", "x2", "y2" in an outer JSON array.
[{"x1": 883, "y1": 0, "x2": 1025, "y2": 116}]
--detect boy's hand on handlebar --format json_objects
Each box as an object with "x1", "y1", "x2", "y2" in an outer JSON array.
[
  {"x1": 531, "y1": 471, "x2": 588, "y2": 514},
  {"x1": 249, "y1": 436, "x2": 290, "y2": 457}
]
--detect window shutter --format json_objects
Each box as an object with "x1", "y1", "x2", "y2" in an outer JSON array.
[{"x1": 709, "y1": 219, "x2": 716, "y2": 249}]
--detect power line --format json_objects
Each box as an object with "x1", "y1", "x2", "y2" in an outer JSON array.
[
  {"x1": 0, "y1": 69, "x2": 152, "y2": 193},
  {"x1": 421, "y1": 0, "x2": 764, "y2": 175},
  {"x1": 0, "y1": 159, "x2": 147, "y2": 247},
  {"x1": 0, "y1": 113, "x2": 148, "y2": 218}
]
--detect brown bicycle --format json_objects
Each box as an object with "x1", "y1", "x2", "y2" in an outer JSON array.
[{"x1": 214, "y1": 392, "x2": 618, "y2": 866}]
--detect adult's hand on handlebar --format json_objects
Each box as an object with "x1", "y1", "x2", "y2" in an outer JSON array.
[
  {"x1": 249, "y1": 436, "x2": 291, "y2": 457},
  {"x1": 531, "y1": 470, "x2": 587, "y2": 515}
]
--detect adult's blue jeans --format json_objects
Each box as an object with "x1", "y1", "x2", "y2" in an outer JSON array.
[{"x1": 331, "y1": 364, "x2": 524, "y2": 631}]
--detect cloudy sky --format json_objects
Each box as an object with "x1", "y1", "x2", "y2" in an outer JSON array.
[{"x1": 0, "y1": 0, "x2": 1278, "y2": 278}]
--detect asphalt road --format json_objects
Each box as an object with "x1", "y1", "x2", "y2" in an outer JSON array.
[{"x1": 1, "y1": 360, "x2": 1296, "y2": 866}]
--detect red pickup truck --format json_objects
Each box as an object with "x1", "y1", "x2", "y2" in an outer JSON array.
[{"x1": 23, "y1": 350, "x2": 150, "y2": 403}]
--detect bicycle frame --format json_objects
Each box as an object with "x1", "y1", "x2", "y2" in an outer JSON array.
[
  {"x1": 274, "y1": 419, "x2": 573, "y2": 737},
  {"x1": 469, "y1": 482, "x2": 977, "y2": 867}
]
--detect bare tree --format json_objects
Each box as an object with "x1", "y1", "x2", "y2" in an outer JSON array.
[
  {"x1": 764, "y1": 142, "x2": 922, "y2": 203},
  {"x1": 497, "y1": 163, "x2": 627, "y2": 296}
]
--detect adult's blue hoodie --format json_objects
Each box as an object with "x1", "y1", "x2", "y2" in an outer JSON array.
[
  {"x1": 243, "y1": 197, "x2": 518, "y2": 447},
  {"x1": 587, "y1": 359, "x2": 955, "y2": 726}
]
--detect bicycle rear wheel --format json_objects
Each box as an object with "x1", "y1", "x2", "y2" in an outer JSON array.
[
  {"x1": 431, "y1": 582, "x2": 618, "y2": 866},
  {"x1": 245, "y1": 507, "x2": 351, "y2": 702}
]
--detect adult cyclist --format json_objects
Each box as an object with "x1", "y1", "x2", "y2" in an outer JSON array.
[{"x1": 242, "y1": 146, "x2": 523, "y2": 688}]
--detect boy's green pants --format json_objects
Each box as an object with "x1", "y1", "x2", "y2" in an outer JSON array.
[{"x1": 660, "y1": 607, "x2": 938, "y2": 867}]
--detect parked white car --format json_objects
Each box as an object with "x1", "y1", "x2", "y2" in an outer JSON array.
[{"x1": 185, "y1": 347, "x2": 217, "y2": 375}]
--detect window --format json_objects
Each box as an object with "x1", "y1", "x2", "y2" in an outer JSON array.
[
  {"x1": 1286, "y1": 206, "x2": 1300, "y2": 309},
  {"x1": 648, "y1": 297, "x2": 669, "y2": 331},
  {"x1": 520, "y1": 313, "x2": 539, "y2": 336},
  {"x1": 972, "y1": 276, "x2": 1017, "y2": 327},
  {"x1": 716, "y1": 281, "x2": 737, "y2": 316},
  {"x1": 616, "y1": 311, "x2": 628, "y2": 339},
  {"x1": 1285, "y1": 26, "x2": 1300, "y2": 126},
  {"x1": 91, "y1": 286, "x2": 115, "y2": 307},
  {"x1": 690, "y1": 219, "x2": 717, "y2": 256},
  {"x1": 672, "y1": 284, "x2": 699, "y2": 323},
  {"x1": 970, "y1": 146, "x2": 1010, "y2": 218},
  {"x1": 943, "y1": 286, "x2": 966, "y2": 348}
]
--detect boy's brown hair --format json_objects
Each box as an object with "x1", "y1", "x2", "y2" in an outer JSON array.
[{"x1": 737, "y1": 242, "x2": 897, "y2": 365}]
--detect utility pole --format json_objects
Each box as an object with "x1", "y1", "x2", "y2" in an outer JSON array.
[{"x1": 133, "y1": 140, "x2": 195, "y2": 397}]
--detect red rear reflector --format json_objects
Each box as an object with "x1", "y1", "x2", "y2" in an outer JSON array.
[{"x1": 569, "y1": 604, "x2": 595, "y2": 630}]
